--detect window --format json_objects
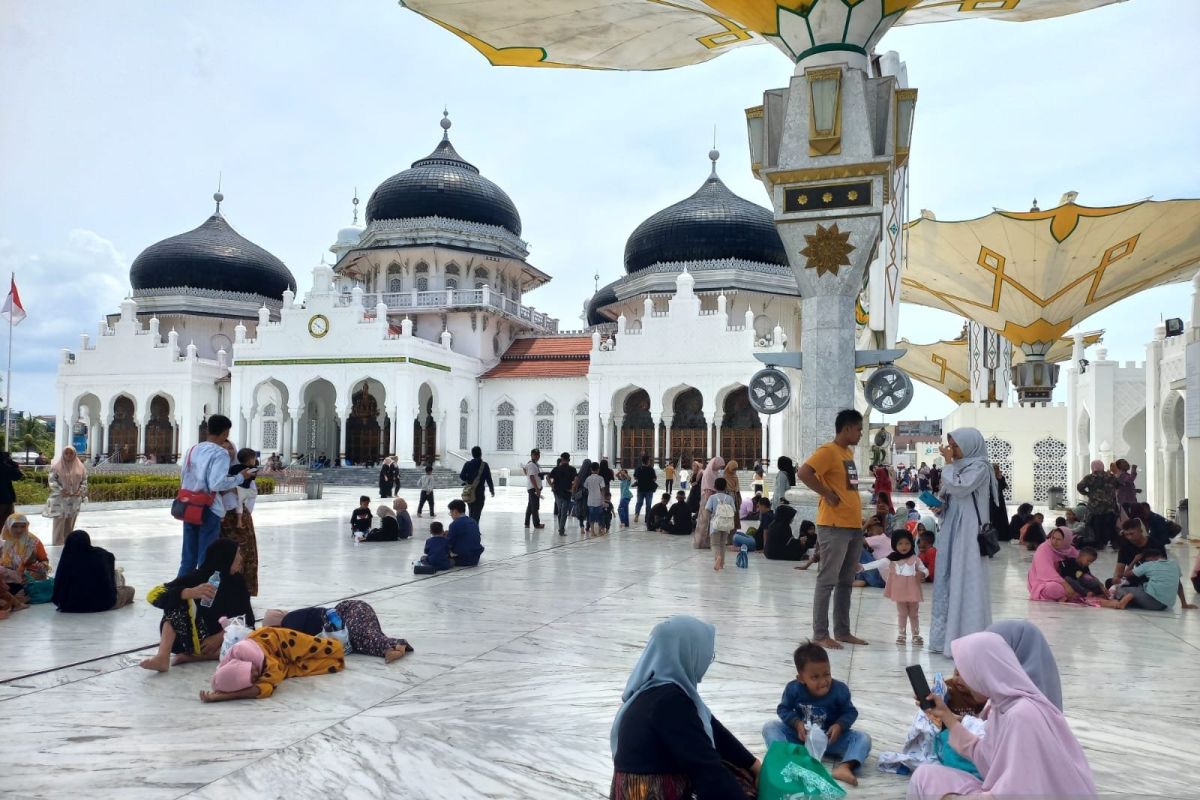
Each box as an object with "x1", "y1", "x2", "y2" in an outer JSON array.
[
  {"x1": 474, "y1": 267, "x2": 488, "y2": 279},
  {"x1": 445, "y1": 264, "x2": 460, "y2": 276},
  {"x1": 416, "y1": 262, "x2": 429, "y2": 274},
  {"x1": 493, "y1": 334, "x2": 500, "y2": 355},
  {"x1": 534, "y1": 400, "x2": 554, "y2": 451},
  {"x1": 389, "y1": 278, "x2": 403, "y2": 292},
  {"x1": 308, "y1": 419, "x2": 319, "y2": 450},
  {"x1": 446, "y1": 278, "x2": 458, "y2": 290},
  {"x1": 459, "y1": 399, "x2": 469, "y2": 450},
  {"x1": 417, "y1": 276, "x2": 429, "y2": 292},
  {"x1": 496, "y1": 401, "x2": 515, "y2": 451},
  {"x1": 535, "y1": 401, "x2": 554, "y2": 416},
  {"x1": 262, "y1": 420, "x2": 279, "y2": 450},
  {"x1": 262, "y1": 403, "x2": 277, "y2": 417},
  {"x1": 574, "y1": 400, "x2": 589, "y2": 451}
]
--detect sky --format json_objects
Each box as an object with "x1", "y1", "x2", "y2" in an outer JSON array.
[{"x1": 1, "y1": 0, "x2": 1198, "y2": 423}]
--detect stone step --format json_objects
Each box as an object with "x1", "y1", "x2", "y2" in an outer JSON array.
[{"x1": 313, "y1": 466, "x2": 462, "y2": 489}]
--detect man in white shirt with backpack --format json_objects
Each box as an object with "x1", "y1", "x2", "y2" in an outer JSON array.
[
  {"x1": 176, "y1": 414, "x2": 255, "y2": 576},
  {"x1": 706, "y1": 476, "x2": 737, "y2": 571}
]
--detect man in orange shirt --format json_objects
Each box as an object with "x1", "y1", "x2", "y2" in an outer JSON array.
[{"x1": 797, "y1": 409, "x2": 869, "y2": 650}]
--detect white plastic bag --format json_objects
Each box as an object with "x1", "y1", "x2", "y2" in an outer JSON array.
[
  {"x1": 804, "y1": 720, "x2": 829, "y2": 762},
  {"x1": 319, "y1": 626, "x2": 352, "y2": 654},
  {"x1": 218, "y1": 615, "x2": 252, "y2": 661}
]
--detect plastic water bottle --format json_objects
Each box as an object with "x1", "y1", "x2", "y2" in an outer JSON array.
[
  {"x1": 736, "y1": 545, "x2": 748, "y2": 569},
  {"x1": 200, "y1": 571, "x2": 220, "y2": 607},
  {"x1": 324, "y1": 608, "x2": 344, "y2": 632}
]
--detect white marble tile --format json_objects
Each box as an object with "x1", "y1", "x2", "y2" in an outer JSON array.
[{"x1": 1, "y1": 484, "x2": 1197, "y2": 799}]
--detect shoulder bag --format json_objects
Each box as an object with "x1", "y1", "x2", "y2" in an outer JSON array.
[
  {"x1": 972, "y1": 493, "x2": 1000, "y2": 558},
  {"x1": 462, "y1": 464, "x2": 483, "y2": 503},
  {"x1": 171, "y1": 446, "x2": 216, "y2": 525}
]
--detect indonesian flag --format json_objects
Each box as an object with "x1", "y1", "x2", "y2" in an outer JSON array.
[{"x1": 2, "y1": 277, "x2": 25, "y2": 326}]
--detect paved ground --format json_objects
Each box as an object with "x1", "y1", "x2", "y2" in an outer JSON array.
[{"x1": 1, "y1": 484, "x2": 1196, "y2": 799}]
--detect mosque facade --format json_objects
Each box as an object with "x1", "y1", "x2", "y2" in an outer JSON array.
[{"x1": 53, "y1": 116, "x2": 800, "y2": 473}]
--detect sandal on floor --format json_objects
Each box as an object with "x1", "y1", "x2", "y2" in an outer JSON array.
[
  {"x1": 896, "y1": 634, "x2": 906, "y2": 644},
  {"x1": 913, "y1": 635, "x2": 924, "y2": 646}
]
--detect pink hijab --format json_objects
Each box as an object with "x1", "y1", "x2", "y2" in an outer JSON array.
[
  {"x1": 1027, "y1": 535, "x2": 1076, "y2": 600},
  {"x1": 951, "y1": 631, "x2": 1095, "y2": 798},
  {"x1": 700, "y1": 456, "x2": 725, "y2": 499},
  {"x1": 211, "y1": 639, "x2": 265, "y2": 692}
]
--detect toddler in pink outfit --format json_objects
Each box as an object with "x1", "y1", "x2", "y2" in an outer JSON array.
[{"x1": 858, "y1": 529, "x2": 928, "y2": 645}]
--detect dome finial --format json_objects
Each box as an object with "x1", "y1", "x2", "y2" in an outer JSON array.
[
  {"x1": 440, "y1": 109, "x2": 452, "y2": 140},
  {"x1": 214, "y1": 172, "x2": 224, "y2": 214},
  {"x1": 1030, "y1": 198, "x2": 1040, "y2": 212},
  {"x1": 594, "y1": 272, "x2": 600, "y2": 292},
  {"x1": 708, "y1": 146, "x2": 720, "y2": 177},
  {"x1": 352, "y1": 187, "x2": 360, "y2": 225}
]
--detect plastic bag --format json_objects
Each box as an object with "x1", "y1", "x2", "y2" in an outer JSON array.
[
  {"x1": 758, "y1": 741, "x2": 846, "y2": 800},
  {"x1": 218, "y1": 615, "x2": 252, "y2": 661},
  {"x1": 804, "y1": 721, "x2": 828, "y2": 762},
  {"x1": 319, "y1": 626, "x2": 352, "y2": 653},
  {"x1": 876, "y1": 710, "x2": 941, "y2": 774}
]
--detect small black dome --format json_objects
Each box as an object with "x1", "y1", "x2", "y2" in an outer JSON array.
[
  {"x1": 624, "y1": 173, "x2": 787, "y2": 273},
  {"x1": 586, "y1": 284, "x2": 618, "y2": 326},
  {"x1": 366, "y1": 132, "x2": 522, "y2": 236},
  {"x1": 129, "y1": 212, "x2": 296, "y2": 299}
]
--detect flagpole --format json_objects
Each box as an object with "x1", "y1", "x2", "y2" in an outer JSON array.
[{"x1": 4, "y1": 272, "x2": 11, "y2": 452}]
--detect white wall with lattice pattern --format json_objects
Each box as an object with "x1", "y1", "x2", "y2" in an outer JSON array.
[{"x1": 943, "y1": 403, "x2": 1068, "y2": 509}]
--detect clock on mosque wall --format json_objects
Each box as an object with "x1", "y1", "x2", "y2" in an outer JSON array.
[{"x1": 308, "y1": 314, "x2": 330, "y2": 338}]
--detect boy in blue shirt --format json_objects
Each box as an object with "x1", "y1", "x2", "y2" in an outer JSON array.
[
  {"x1": 446, "y1": 499, "x2": 484, "y2": 567},
  {"x1": 1114, "y1": 547, "x2": 1182, "y2": 610},
  {"x1": 762, "y1": 641, "x2": 872, "y2": 786},
  {"x1": 418, "y1": 521, "x2": 451, "y2": 572}
]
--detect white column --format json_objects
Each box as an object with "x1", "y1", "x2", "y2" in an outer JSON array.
[
  {"x1": 137, "y1": 417, "x2": 148, "y2": 460},
  {"x1": 337, "y1": 407, "x2": 349, "y2": 465},
  {"x1": 714, "y1": 423, "x2": 722, "y2": 459},
  {"x1": 378, "y1": 411, "x2": 388, "y2": 457},
  {"x1": 597, "y1": 412, "x2": 610, "y2": 461},
  {"x1": 651, "y1": 414, "x2": 661, "y2": 466},
  {"x1": 398, "y1": 406, "x2": 416, "y2": 468},
  {"x1": 614, "y1": 415, "x2": 624, "y2": 467},
  {"x1": 389, "y1": 406, "x2": 400, "y2": 457},
  {"x1": 588, "y1": 381, "x2": 603, "y2": 462},
  {"x1": 288, "y1": 406, "x2": 302, "y2": 460},
  {"x1": 435, "y1": 411, "x2": 447, "y2": 464},
  {"x1": 703, "y1": 416, "x2": 711, "y2": 460},
  {"x1": 662, "y1": 415, "x2": 673, "y2": 465}
]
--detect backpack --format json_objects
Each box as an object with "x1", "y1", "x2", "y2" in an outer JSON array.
[{"x1": 713, "y1": 498, "x2": 736, "y2": 532}]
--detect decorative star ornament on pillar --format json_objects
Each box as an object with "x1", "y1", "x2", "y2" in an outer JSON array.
[{"x1": 800, "y1": 223, "x2": 855, "y2": 277}]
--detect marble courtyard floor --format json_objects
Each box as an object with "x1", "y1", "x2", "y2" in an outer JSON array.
[{"x1": 1, "y1": 485, "x2": 1196, "y2": 799}]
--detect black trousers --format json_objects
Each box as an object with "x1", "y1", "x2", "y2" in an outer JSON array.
[
  {"x1": 468, "y1": 497, "x2": 485, "y2": 521},
  {"x1": 1088, "y1": 511, "x2": 1118, "y2": 549},
  {"x1": 418, "y1": 491, "x2": 435, "y2": 515},
  {"x1": 525, "y1": 489, "x2": 542, "y2": 526}
]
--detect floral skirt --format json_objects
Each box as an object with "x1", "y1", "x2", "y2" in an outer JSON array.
[
  {"x1": 220, "y1": 510, "x2": 259, "y2": 596},
  {"x1": 610, "y1": 764, "x2": 755, "y2": 800}
]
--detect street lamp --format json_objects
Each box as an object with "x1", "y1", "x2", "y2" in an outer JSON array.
[
  {"x1": 894, "y1": 88, "x2": 918, "y2": 166},
  {"x1": 806, "y1": 67, "x2": 842, "y2": 156}
]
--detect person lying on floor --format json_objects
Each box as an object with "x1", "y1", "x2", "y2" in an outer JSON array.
[
  {"x1": 199, "y1": 626, "x2": 345, "y2": 702},
  {"x1": 262, "y1": 600, "x2": 413, "y2": 662}
]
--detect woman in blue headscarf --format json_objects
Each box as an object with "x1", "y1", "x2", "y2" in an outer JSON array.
[
  {"x1": 928, "y1": 428, "x2": 997, "y2": 654},
  {"x1": 610, "y1": 616, "x2": 760, "y2": 799}
]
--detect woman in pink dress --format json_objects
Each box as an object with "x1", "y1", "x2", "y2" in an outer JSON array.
[{"x1": 1027, "y1": 527, "x2": 1083, "y2": 603}]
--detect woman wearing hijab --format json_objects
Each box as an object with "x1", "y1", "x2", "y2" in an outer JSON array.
[
  {"x1": 687, "y1": 460, "x2": 705, "y2": 518},
  {"x1": 610, "y1": 616, "x2": 760, "y2": 799},
  {"x1": 51, "y1": 530, "x2": 135, "y2": 612},
  {"x1": 1027, "y1": 528, "x2": 1087, "y2": 604},
  {"x1": 928, "y1": 428, "x2": 995, "y2": 654},
  {"x1": 772, "y1": 456, "x2": 795, "y2": 509},
  {"x1": 873, "y1": 464, "x2": 893, "y2": 507},
  {"x1": 263, "y1": 600, "x2": 414, "y2": 662},
  {"x1": 908, "y1": 631, "x2": 1094, "y2": 799},
  {"x1": 378, "y1": 457, "x2": 398, "y2": 498},
  {"x1": 572, "y1": 458, "x2": 592, "y2": 531},
  {"x1": 45, "y1": 446, "x2": 88, "y2": 546},
  {"x1": 139, "y1": 538, "x2": 254, "y2": 672},
  {"x1": 1, "y1": 513, "x2": 50, "y2": 600},
  {"x1": 1077, "y1": 458, "x2": 1120, "y2": 549},
  {"x1": 217, "y1": 439, "x2": 259, "y2": 596},
  {"x1": 723, "y1": 459, "x2": 742, "y2": 531},
  {"x1": 693, "y1": 457, "x2": 726, "y2": 549},
  {"x1": 986, "y1": 620, "x2": 1063, "y2": 710},
  {"x1": 201, "y1": 626, "x2": 345, "y2": 702}
]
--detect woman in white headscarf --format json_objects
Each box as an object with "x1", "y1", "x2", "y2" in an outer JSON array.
[
  {"x1": 45, "y1": 446, "x2": 88, "y2": 546},
  {"x1": 928, "y1": 428, "x2": 996, "y2": 653}
]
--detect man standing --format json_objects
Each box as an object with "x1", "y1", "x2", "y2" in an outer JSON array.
[
  {"x1": 548, "y1": 452, "x2": 578, "y2": 536},
  {"x1": 797, "y1": 408, "x2": 869, "y2": 650},
  {"x1": 178, "y1": 414, "x2": 252, "y2": 577},
  {"x1": 524, "y1": 448, "x2": 545, "y2": 529},
  {"x1": 632, "y1": 455, "x2": 658, "y2": 525},
  {"x1": 459, "y1": 446, "x2": 494, "y2": 521}
]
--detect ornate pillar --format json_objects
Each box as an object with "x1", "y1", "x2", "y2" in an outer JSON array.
[
  {"x1": 662, "y1": 414, "x2": 674, "y2": 465},
  {"x1": 337, "y1": 406, "x2": 349, "y2": 465},
  {"x1": 651, "y1": 414, "x2": 661, "y2": 466},
  {"x1": 398, "y1": 406, "x2": 417, "y2": 468},
  {"x1": 614, "y1": 415, "x2": 625, "y2": 467},
  {"x1": 288, "y1": 406, "x2": 302, "y2": 461},
  {"x1": 596, "y1": 410, "x2": 610, "y2": 462}
]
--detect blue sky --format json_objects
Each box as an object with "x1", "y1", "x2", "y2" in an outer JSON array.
[{"x1": 1, "y1": 0, "x2": 1197, "y2": 422}]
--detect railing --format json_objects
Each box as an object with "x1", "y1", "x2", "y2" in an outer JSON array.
[{"x1": 342, "y1": 290, "x2": 558, "y2": 332}]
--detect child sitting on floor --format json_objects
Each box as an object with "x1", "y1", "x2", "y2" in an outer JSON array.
[
  {"x1": 858, "y1": 529, "x2": 928, "y2": 645},
  {"x1": 917, "y1": 530, "x2": 937, "y2": 583},
  {"x1": 350, "y1": 496, "x2": 372, "y2": 539},
  {"x1": 1113, "y1": 547, "x2": 1182, "y2": 610},
  {"x1": 414, "y1": 521, "x2": 451, "y2": 574},
  {"x1": 854, "y1": 518, "x2": 889, "y2": 588},
  {"x1": 762, "y1": 641, "x2": 872, "y2": 786},
  {"x1": 1057, "y1": 545, "x2": 1103, "y2": 597},
  {"x1": 647, "y1": 492, "x2": 671, "y2": 532}
]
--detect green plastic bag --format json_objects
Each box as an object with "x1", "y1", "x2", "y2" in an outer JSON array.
[
  {"x1": 758, "y1": 741, "x2": 847, "y2": 800},
  {"x1": 934, "y1": 728, "x2": 981, "y2": 779},
  {"x1": 23, "y1": 577, "x2": 55, "y2": 604}
]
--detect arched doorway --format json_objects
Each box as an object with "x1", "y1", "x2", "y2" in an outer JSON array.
[
  {"x1": 719, "y1": 387, "x2": 761, "y2": 467},
  {"x1": 346, "y1": 381, "x2": 387, "y2": 465},
  {"x1": 300, "y1": 379, "x2": 337, "y2": 462},
  {"x1": 144, "y1": 395, "x2": 176, "y2": 463},
  {"x1": 620, "y1": 389, "x2": 653, "y2": 467},
  {"x1": 109, "y1": 396, "x2": 138, "y2": 462},
  {"x1": 670, "y1": 388, "x2": 706, "y2": 466},
  {"x1": 413, "y1": 383, "x2": 437, "y2": 465}
]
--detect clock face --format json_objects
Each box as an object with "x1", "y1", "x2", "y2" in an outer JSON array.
[{"x1": 308, "y1": 314, "x2": 329, "y2": 338}]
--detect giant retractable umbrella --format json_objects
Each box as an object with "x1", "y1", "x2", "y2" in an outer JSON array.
[{"x1": 901, "y1": 196, "x2": 1200, "y2": 404}]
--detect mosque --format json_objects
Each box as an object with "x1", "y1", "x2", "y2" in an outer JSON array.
[{"x1": 53, "y1": 114, "x2": 799, "y2": 473}]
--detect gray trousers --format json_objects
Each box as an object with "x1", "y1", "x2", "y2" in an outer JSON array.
[
  {"x1": 1115, "y1": 585, "x2": 1168, "y2": 610},
  {"x1": 813, "y1": 526, "x2": 864, "y2": 639}
]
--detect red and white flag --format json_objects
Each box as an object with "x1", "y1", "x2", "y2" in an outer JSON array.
[{"x1": 2, "y1": 277, "x2": 25, "y2": 326}]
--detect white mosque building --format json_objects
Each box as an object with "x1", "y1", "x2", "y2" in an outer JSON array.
[{"x1": 53, "y1": 115, "x2": 801, "y2": 474}]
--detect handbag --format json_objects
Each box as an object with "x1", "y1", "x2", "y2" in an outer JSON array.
[
  {"x1": 171, "y1": 446, "x2": 215, "y2": 524},
  {"x1": 462, "y1": 465, "x2": 484, "y2": 503},
  {"x1": 24, "y1": 577, "x2": 55, "y2": 604},
  {"x1": 972, "y1": 495, "x2": 1000, "y2": 558}
]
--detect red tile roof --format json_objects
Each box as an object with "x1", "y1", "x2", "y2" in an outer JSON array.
[{"x1": 482, "y1": 336, "x2": 591, "y2": 379}]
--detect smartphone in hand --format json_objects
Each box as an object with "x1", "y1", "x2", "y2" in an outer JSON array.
[{"x1": 906, "y1": 664, "x2": 936, "y2": 710}]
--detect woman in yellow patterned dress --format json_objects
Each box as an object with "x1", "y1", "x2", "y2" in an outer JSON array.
[{"x1": 199, "y1": 626, "x2": 345, "y2": 702}]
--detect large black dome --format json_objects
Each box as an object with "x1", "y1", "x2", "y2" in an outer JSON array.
[
  {"x1": 586, "y1": 284, "x2": 618, "y2": 326},
  {"x1": 624, "y1": 171, "x2": 787, "y2": 273},
  {"x1": 365, "y1": 119, "x2": 522, "y2": 236},
  {"x1": 129, "y1": 209, "x2": 296, "y2": 299}
]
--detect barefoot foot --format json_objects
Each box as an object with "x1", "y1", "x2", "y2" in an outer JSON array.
[
  {"x1": 384, "y1": 648, "x2": 408, "y2": 664},
  {"x1": 831, "y1": 764, "x2": 858, "y2": 786},
  {"x1": 139, "y1": 656, "x2": 170, "y2": 672},
  {"x1": 172, "y1": 653, "x2": 199, "y2": 665}
]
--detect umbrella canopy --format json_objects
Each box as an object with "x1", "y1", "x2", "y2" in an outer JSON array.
[
  {"x1": 399, "y1": 0, "x2": 1126, "y2": 71},
  {"x1": 900, "y1": 199, "x2": 1200, "y2": 353}
]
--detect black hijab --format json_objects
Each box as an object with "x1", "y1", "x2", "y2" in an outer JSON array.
[
  {"x1": 888, "y1": 529, "x2": 916, "y2": 561},
  {"x1": 777, "y1": 456, "x2": 797, "y2": 487},
  {"x1": 52, "y1": 530, "x2": 117, "y2": 612},
  {"x1": 165, "y1": 538, "x2": 255, "y2": 627}
]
